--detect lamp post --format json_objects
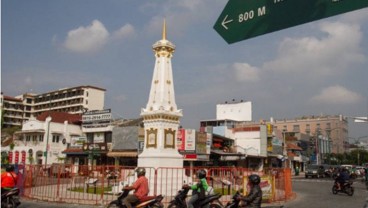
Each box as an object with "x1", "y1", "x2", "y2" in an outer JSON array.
[
  {"x1": 44, "y1": 116, "x2": 52, "y2": 168},
  {"x1": 282, "y1": 130, "x2": 288, "y2": 168}
]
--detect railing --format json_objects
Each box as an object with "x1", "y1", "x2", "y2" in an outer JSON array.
[{"x1": 16, "y1": 164, "x2": 293, "y2": 206}]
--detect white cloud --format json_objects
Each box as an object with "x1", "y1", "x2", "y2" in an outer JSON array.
[
  {"x1": 64, "y1": 20, "x2": 109, "y2": 53},
  {"x1": 263, "y1": 21, "x2": 365, "y2": 76},
  {"x1": 233, "y1": 63, "x2": 259, "y2": 82},
  {"x1": 310, "y1": 85, "x2": 364, "y2": 105},
  {"x1": 112, "y1": 24, "x2": 135, "y2": 40}
]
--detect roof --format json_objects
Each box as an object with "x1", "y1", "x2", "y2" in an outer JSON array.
[
  {"x1": 3, "y1": 95, "x2": 22, "y2": 102},
  {"x1": 287, "y1": 143, "x2": 303, "y2": 151},
  {"x1": 111, "y1": 126, "x2": 139, "y2": 150},
  {"x1": 37, "y1": 111, "x2": 82, "y2": 125}
]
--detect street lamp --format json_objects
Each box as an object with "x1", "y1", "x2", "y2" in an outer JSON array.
[{"x1": 44, "y1": 116, "x2": 52, "y2": 168}]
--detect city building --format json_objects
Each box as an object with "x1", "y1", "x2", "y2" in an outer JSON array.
[
  {"x1": 7, "y1": 112, "x2": 83, "y2": 166},
  {"x1": 1, "y1": 93, "x2": 24, "y2": 128},
  {"x1": 271, "y1": 115, "x2": 349, "y2": 154},
  {"x1": 1, "y1": 85, "x2": 105, "y2": 128}
]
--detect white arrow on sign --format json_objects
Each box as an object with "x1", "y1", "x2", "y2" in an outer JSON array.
[{"x1": 221, "y1": 15, "x2": 233, "y2": 30}]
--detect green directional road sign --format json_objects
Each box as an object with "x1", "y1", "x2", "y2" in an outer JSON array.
[{"x1": 214, "y1": 0, "x2": 368, "y2": 44}]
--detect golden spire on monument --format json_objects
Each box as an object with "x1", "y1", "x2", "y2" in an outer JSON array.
[
  {"x1": 153, "y1": 19, "x2": 175, "y2": 56},
  {"x1": 162, "y1": 19, "x2": 166, "y2": 40}
]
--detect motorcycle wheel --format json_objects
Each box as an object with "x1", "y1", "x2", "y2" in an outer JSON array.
[
  {"x1": 3, "y1": 197, "x2": 17, "y2": 208},
  {"x1": 332, "y1": 185, "x2": 338, "y2": 195},
  {"x1": 346, "y1": 187, "x2": 354, "y2": 196},
  {"x1": 209, "y1": 204, "x2": 222, "y2": 208}
]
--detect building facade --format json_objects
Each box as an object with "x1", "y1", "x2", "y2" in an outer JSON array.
[
  {"x1": 271, "y1": 115, "x2": 349, "y2": 154},
  {"x1": 7, "y1": 112, "x2": 83, "y2": 166},
  {"x1": 1, "y1": 94, "x2": 24, "y2": 128},
  {"x1": 1, "y1": 85, "x2": 105, "y2": 129}
]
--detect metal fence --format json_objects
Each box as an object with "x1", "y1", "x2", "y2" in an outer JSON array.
[{"x1": 17, "y1": 164, "x2": 293, "y2": 206}]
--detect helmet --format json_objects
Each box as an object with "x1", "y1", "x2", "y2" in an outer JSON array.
[
  {"x1": 197, "y1": 169, "x2": 206, "y2": 179},
  {"x1": 248, "y1": 174, "x2": 260, "y2": 185},
  {"x1": 5, "y1": 164, "x2": 14, "y2": 172},
  {"x1": 135, "y1": 167, "x2": 146, "y2": 177}
]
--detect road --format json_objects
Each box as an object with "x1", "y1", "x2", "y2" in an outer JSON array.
[
  {"x1": 284, "y1": 177, "x2": 368, "y2": 208},
  {"x1": 18, "y1": 177, "x2": 368, "y2": 208}
]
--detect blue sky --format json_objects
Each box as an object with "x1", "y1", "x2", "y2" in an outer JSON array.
[{"x1": 2, "y1": 0, "x2": 368, "y2": 140}]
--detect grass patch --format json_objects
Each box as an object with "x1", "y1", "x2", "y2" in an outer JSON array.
[{"x1": 69, "y1": 186, "x2": 112, "y2": 194}]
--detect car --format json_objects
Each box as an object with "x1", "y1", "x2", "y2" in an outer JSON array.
[{"x1": 305, "y1": 165, "x2": 325, "y2": 178}]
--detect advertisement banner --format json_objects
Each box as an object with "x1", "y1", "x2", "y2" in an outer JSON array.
[
  {"x1": 177, "y1": 129, "x2": 185, "y2": 151},
  {"x1": 196, "y1": 132, "x2": 207, "y2": 154},
  {"x1": 243, "y1": 175, "x2": 273, "y2": 201},
  {"x1": 71, "y1": 137, "x2": 87, "y2": 148},
  {"x1": 185, "y1": 129, "x2": 196, "y2": 152},
  {"x1": 206, "y1": 133, "x2": 212, "y2": 154}
]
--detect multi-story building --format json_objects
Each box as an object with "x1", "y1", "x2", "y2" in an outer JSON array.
[
  {"x1": 1, "y1": 93, "x2": 24, "y2": 128},
  {"x1": 1, "y1": 85, "x2": 105, "y2": 128},
  {"x1": 272, "y1": 115, "x2": 349, "y2": 154}
]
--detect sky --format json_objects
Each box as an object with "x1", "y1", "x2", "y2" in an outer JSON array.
[{"x1": 2, "y1": 0, "x2": 368, "y2": 141}]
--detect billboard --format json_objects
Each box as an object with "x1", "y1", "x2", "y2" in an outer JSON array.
[{"x1": 82, "y1": 109, "x2": 111, "y2": 128}]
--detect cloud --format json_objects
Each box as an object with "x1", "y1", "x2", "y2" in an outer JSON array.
[
  {"x1": 263, "y1": 21, "x2": 365, "y2": 76},
  {"x1": 310, "y1": 85, "x2": 364, "y2": 105},
  {"x1": 233, "y1": 63, "x2": 260, "y2": 82},
  {"x1": 112, "y1": 24, "x2": 135, "y2": 40},
  {"x1": 63, "y1": 20, "x2": 109, "y2": 53}
]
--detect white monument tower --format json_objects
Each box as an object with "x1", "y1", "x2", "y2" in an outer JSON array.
[{"x1": 139, "y1": 20, "x2": 184, "y2": 169}]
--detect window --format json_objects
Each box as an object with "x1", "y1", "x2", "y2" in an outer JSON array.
[
  {"x1": 52, "y1": 135, "x2": 60, "y2": 143},
  {"x1": 39, "y1": 135, "x2": 44, "y2": 142},
  {"x1": 26, "y1": 135, "x2": 31, "y2": 142},
  {"x1": 32, "y1": 135, "x2": 37, "y2": 142},
  {"x1": 105, "y1": 132, "x2": 112, "y2": 143},
  {"x1": 293, "y1": 125, "x2": 300, "y2": 132}
]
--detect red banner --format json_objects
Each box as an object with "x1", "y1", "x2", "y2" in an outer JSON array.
[
  {"x1": 177, "y1": 129, "x2": 185, "y2": 151},
  {"x1": 15, "y1": 151, "x2": 19, "y2": 164},
  {"x1": 21, "y1": 151, "x2": 26, "y2": 164}
]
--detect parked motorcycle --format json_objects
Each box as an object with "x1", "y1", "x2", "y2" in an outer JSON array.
[
  {"x1": 106, "y1": 189, "x2": 164, "y2": 208},
  {"x1": 167, "y1": 185, "x2": 223, "y2": 208},
  {"x1": 1, "y1": 188, "x2": 21, "y2": 208},
  {"x1": 332, "y1": 181, "x2": 354, "y2": 196}
]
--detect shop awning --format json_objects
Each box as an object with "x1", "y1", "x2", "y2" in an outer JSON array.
[
  {"x1": 107, "y1": 151, "x2": 138, "y2": 158},
  {"x1": 62, "y1": 148, "x2": 87, "y2": 155}
]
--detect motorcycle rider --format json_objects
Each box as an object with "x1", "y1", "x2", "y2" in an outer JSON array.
[
  {"x1": 122, "y1": 167, "x2": 149, "y2": 208},
  {"x1": 1, "y1": 164, "x2": 18, "y2": 194},
  {"x1": 185, "y1": 169, "x2": 209, "y2": 208},
  {"x1": 237, "y1": 174, "x2": 262, "y2": 208},
  {"x1": 336, "y1": 167, "x2": 350, "y2": 190}
]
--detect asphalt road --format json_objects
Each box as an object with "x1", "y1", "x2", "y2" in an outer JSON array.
[
  {"x1": 18, "y1": 177, "x2": 368, "y2": 208},
  {"x1": 284, "y1": 177, "x2": 368, "y2": 208}
]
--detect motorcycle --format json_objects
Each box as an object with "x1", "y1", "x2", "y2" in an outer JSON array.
[
  {"x1": 1, "y1": 188, "x2": 21, "y2": 208},
  {"x1": 332, "y1": 180, "x2": 354, "y2": 196},
  {"x1": 167, "y1": 185, "x2": 223, "y2": 208},
  {"x1": 106, "y1": 189, "x2": 164, "y2": 208},
  {"x1": 224, "y1": 191, "x2": 241, "y2": 208}
]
